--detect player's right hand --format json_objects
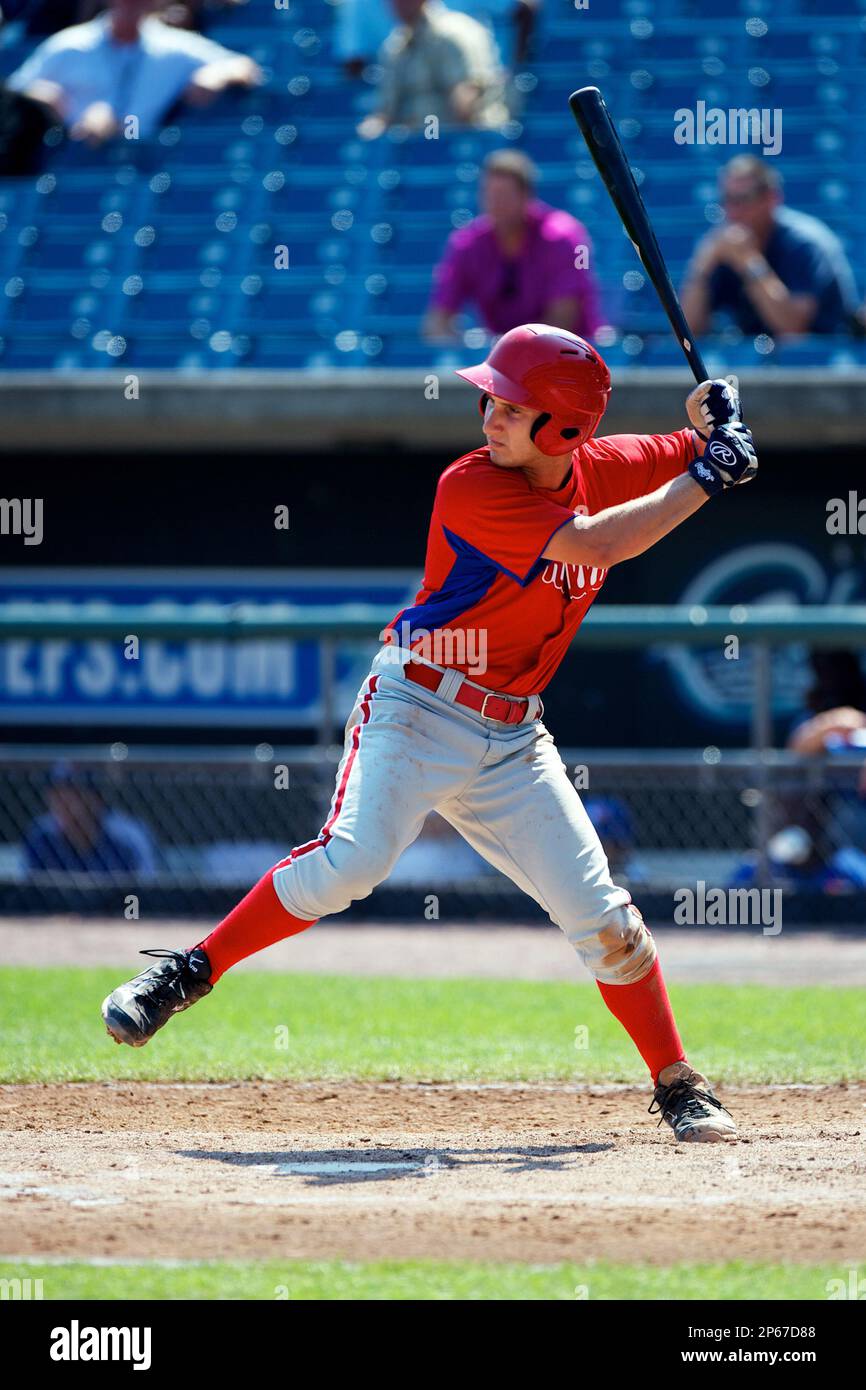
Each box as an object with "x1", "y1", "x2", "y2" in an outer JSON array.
[{"x1": 688, "y1": 422, "x2": 758, "y2": 496}]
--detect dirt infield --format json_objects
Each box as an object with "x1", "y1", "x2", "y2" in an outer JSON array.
[{"x1": 2, "y1": 1082, "x2": 865, "y2": 1265}]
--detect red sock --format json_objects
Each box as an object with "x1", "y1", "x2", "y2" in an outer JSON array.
[
  {"x1": 596, "y1": 957, "x2": 685, "y2": 1085},
  {"x1": 193, "y1": 871, "x2": 316, "y2": 983}
]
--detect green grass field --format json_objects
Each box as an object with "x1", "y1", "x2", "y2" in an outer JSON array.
[
  {"x1": 0, "y1": 1260, "x2": 852, "y2": 1301},
  {"x1": 1, "y1": 966, "x2": 862, "y2": 1085}
]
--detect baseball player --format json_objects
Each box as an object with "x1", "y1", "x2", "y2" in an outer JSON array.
[{"x1": 102, "y1": 324, "x2": 756, "y2": 1143}]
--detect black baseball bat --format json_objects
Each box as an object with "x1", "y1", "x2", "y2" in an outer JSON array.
[{"x1": 569, "y1": 85, "x2": 708, "y2": 383}]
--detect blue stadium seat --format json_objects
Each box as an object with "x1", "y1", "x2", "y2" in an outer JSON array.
[
  {"x1": 243, "y1": 336, "x2": 340, "y2": 369},
  {"x1": 0, "y1": 0, "x2": 863, "y2": 370},
  {"x1": 14, "y1": 222, "x2": 126, "y2": 271}
]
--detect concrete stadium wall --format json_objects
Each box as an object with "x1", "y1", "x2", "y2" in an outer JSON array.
[{"x1": 1, "y1": 369, "x2": 865, "y2": 451}]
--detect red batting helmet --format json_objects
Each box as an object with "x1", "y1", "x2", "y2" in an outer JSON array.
[{"x1": 455, "y1": 323, "x2": 611, "y2": 456}]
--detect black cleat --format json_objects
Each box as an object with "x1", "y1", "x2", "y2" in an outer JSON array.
[
  {"x1": 101, "y1": 947, "x2": 213, "y2": 1048},
  {"x1": 649, "y1": 1061, "x2": 738, "y2": 1143}
]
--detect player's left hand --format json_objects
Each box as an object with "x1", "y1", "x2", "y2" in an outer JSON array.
[
  {"x1": 688, "y1": 422, "x2": 758, "y2": 496},
  {"x1": 687, "y1": 378, "x2": 742, "y2": 440}
]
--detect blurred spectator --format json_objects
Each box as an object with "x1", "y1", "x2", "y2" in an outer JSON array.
[
  {"x1": 681, "y1": 156, "x2": 859, "y2": 338},
  {"x1": 424, "y1": 148, "x2": 603, "y2": 341},
  {"x1": 788, "y1": 650, "x2": 866, "y2": 753},
  {"x1": 731, "y1": 651, "x2": 866, "y2": 893},
  {"x1": 4, "y1": 0, "x2": 261, "y2": 148},
  {"x1": 729, "y1": 824, "x2": 866, "y2": 893},
  {"x1": 24, "y1": 763, "x2": 156, "y2": 875},
  {"x1": 337, "y1": 0, "x2": 539, "y2": 79},
  {"x1": 0, "y1": 78, "x2": 55, "y2": 175},
  {"x1": 787, "y1": 651, "x2": 866, "y2": 865},
  {"x1": 789, "y1": 705, "x2": 866, "y2": 755},
  {"x1": 357, "y1": 0, "x2": 508, "y2": 140},
  {"x1": 503, "y1": 0, "x2": 538, "y2": 65},
  {"x1": 583, "y1": 796, "x2": 644, "y2": 883},
  {"x1": 0, "y1": 0, "x2": 78, "y2": 175}
]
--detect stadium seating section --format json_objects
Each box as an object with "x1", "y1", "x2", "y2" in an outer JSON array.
[{"x1": 0, "y1": 0, "x2": 864, "y2": 371}]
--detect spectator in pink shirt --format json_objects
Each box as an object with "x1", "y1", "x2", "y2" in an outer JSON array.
[{"x1": 424, "y1": 149, "x2": 604, "y2": 342}]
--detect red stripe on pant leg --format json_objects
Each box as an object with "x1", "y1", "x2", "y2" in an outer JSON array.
[
  {"x1": 195, "y1": 677, "x2": 382, "y2": 981},
  {"x1": 269, "y1": 675, "x2": 380, "y2": 875},
  {"x1": 276, "y1": 837, "x2": 326, "y2": 865},
  {"x1": 319, "y1": 673, "x2": 379, "y2": 841}
]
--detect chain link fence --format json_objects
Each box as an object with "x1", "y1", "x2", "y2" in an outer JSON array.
[{"x1": 1, "y1": 746, "x2": 863, "y2": 924}]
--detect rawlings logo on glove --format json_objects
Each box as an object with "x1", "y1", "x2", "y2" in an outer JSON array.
[
  {"x1": 688, "y1": 422, "x2": 758, "y2": 497},
  {"x1": 707, "y1": 440, "x2": 736, "y2": 467}
]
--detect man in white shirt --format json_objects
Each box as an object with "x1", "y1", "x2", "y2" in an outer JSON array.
[
  {"x1": 357, "y1": 0, "x2": 509, "y2": 139},
  {"x1": 336, "y1": 0, "x2": 540, "y2": 78},
  {"x1": 6, "y1": 0, "x2": 262, "y2": 144}
]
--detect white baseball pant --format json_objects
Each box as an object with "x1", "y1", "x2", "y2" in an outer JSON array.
[{"x1": 272, "y1": 644, "x2": 656, "y2": 984}]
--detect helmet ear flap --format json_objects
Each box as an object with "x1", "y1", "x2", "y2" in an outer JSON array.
[
  {"x1": 478, "y1": 392, "x2": 491, "y2": 417},
  {"x1": 531, "y1": 412, "x2": 584, "y2": 453},
  {"x1": 529, "y1": 411, "x2": 551, "y2": 442}
]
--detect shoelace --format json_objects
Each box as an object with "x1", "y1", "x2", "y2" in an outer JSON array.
[
  {"x1": 136, "y1": 948, "x2": 192, "y2": 1004},
  {"x1": 647, "y1": 1078, "x2": 732, "y2": 1129}
]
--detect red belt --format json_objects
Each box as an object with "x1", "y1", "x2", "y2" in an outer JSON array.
[{"x1": 403, "y1": 660, "x2": 533, "y2": 726}]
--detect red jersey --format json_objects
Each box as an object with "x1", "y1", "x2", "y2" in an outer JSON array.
[{"x1": 383, "y1": 429, "x2": 696, "y2": 696}]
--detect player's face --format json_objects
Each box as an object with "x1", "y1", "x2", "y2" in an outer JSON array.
[{"x1": 482, "y1": 395, "x2": 541, "y2": 466}]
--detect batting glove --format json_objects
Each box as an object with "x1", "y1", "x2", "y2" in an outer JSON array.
[
  {"x1": 687, "y1": 378, "x2": 742, "y2": 441},
  {"x1": 688, "y1": 422, "x2": 758, "y2": 496}
]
